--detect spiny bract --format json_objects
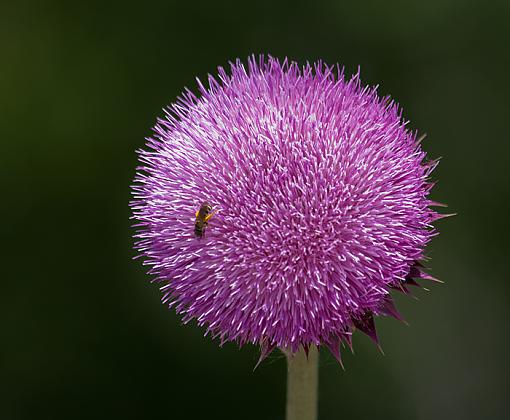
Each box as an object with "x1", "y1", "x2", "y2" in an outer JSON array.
[{"x1": 131, "y1": 55, "x2": 445, "y2": 366}]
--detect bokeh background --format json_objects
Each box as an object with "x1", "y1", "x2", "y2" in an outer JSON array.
[{"x1": 2, "y1": 0, "x2": 509, "y2": 419}]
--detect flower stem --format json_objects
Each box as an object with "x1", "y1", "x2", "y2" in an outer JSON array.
[{"x1": 285, "y1": 346, "x2": 319, "y2": 420}]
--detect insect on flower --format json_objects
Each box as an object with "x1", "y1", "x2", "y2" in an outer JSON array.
[{"x1": 194, "y1": 202, "x2": 215, "y2": 238}]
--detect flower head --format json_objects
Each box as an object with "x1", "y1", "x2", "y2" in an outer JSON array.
[{"x1": 131, "y1": 56, "x2": 445, "y2": 365}]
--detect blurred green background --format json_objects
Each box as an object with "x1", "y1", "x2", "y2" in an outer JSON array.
[{"x1": 2, "y1": 0, "x2": 509, "y2": 419}]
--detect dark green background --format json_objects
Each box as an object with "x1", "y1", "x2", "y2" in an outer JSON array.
[{"x1": 2, "y1": 0, "x2": 509, "y2": 419}]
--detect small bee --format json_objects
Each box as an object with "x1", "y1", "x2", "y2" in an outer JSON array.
[{"x1": 194, "y1": 202, "x2": 215, "y2": 238}]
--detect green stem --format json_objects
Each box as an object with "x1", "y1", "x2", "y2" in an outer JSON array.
[{"x1": 285, "y1": 346, "x2": 319, "y2": 420}]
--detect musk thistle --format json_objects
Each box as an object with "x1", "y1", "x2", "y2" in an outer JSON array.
[{"x1": 131, "y1": 55, "x2": 445, "y2": 367}]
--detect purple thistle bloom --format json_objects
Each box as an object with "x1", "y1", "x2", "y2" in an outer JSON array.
[{"x1": 131, "y1": 55, "x2": 445, "y2": 364}]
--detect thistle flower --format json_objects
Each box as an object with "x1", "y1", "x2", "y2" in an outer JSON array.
[{"x1": 131, "y1": 55, "x2": 446, "y2": 365}]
